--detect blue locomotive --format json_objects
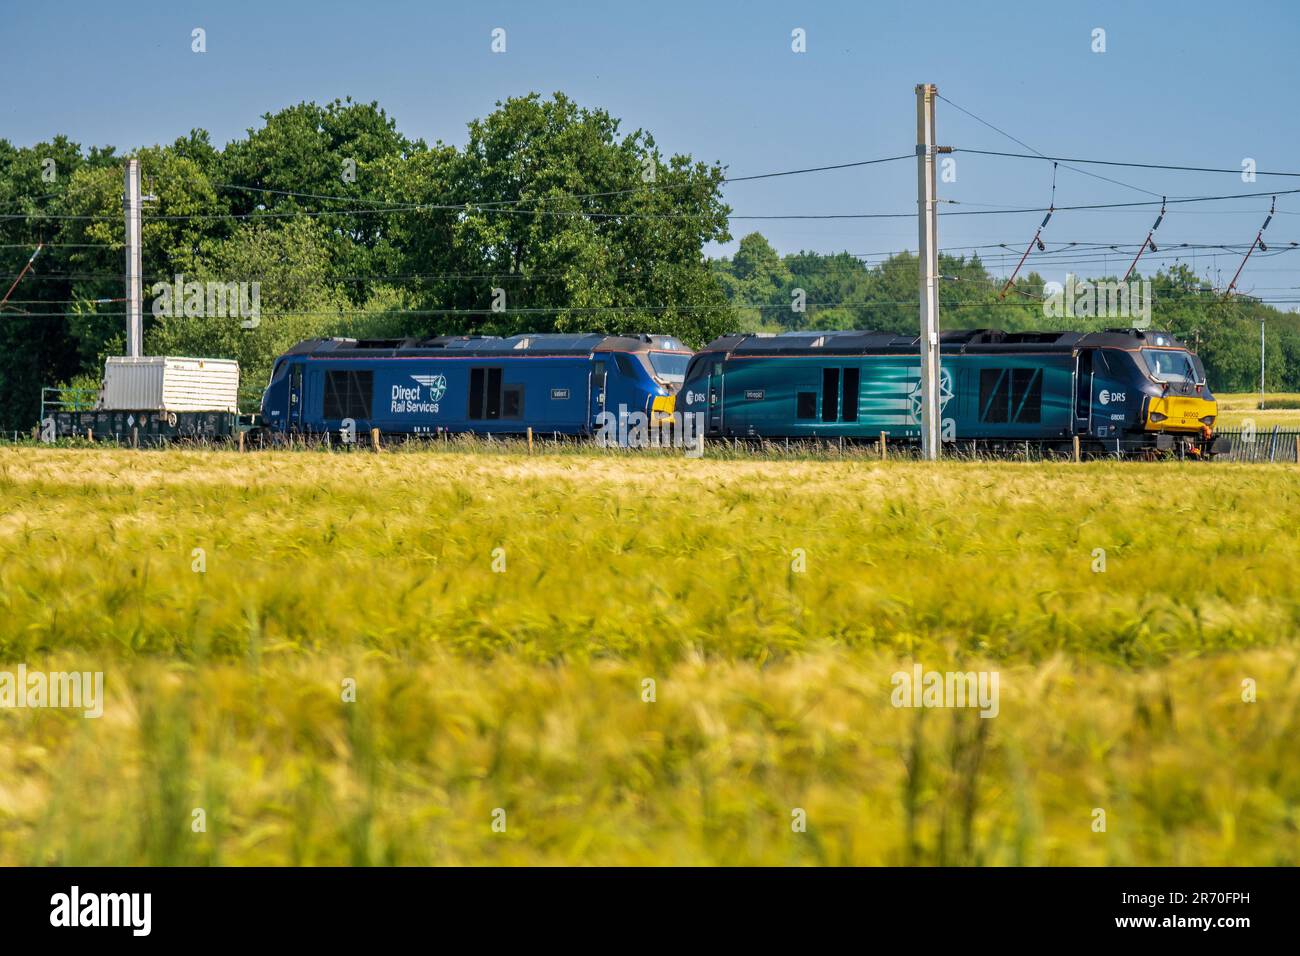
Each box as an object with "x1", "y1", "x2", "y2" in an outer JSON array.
[
  {"x1": 676, "y1": 328, "x2": 1223, "y2": 455},
  {"x1": 259, "y1": 332, "x2": 692, "y2": 438}
]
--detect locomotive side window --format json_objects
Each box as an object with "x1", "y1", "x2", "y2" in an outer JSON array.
[
  {"x1": 979, "y1": 369, "x2": 1009, "y2": 423},
  {"x1": 821, "y1": 368, "x2": 839, "y2": 422},
  {"x1": 469, "y1": 367, "x2": 505, "y2": 420},
  {"x1": 979, "y1": 368, "x2": 1043, "y2": 424},
  {"x1": 796, "y1": 392, "x2": 817, "y2": 419},
  {"x1": 1012, "y1": 368, "x2": 1042, "y2": 423},
  {"x1": 486, "y1": 368, "x2": 502, "y2": 419},
  {"x1": 614, "y1": 353, "x2": 638, "y2": 377},
  {"x1": 841, "y1": 367, "x2": 860, "y2": 422},
  {"x1": 502, "y1": 384, "x2": 524, "y2": 420},
  {"x1": 469, "y1": 368, "x2": 484, "y2": 419},
  {"x1": 323, "y1": 369, "x2": 373, "y2": 420}
]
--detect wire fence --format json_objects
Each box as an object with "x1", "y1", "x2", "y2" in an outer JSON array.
[{"x1": 1212, "y1": 427, "x2": 1300, "y2": 462}]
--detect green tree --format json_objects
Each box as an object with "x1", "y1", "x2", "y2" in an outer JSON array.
[
  {"x1": 148, "y1": 218, "x2": 351, "y2": 405},
  {"x1": 439, "y1": 93, "x2": 733, "y2": 345}
]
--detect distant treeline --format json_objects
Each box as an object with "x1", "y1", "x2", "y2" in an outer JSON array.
[{"x1": 1, "y1": 94, "x2": 1295, "y2": 429}]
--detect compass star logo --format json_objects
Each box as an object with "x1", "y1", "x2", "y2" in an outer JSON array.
[
  {"x1": 908, "y1": 367, "x2": 954, "y2": 423},
  {"x1": 411, "y1": 374, "x2": 447, "y2": 401}
]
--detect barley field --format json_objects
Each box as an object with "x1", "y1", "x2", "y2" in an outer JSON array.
[
  {"x1": 0, "y1": 446, "x2": 1297, "y2": 866},
  {"x1": 1215, "y1": 392, "x2": 1300, "y2": 429}
]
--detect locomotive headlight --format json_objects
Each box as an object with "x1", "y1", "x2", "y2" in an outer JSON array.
[
  {"x1": 1150, "y1": 412, "x2": 1168, "y2": 423},
  {"x1": 1200, "y1": 415, "x2": 1215, "y2": 426}
]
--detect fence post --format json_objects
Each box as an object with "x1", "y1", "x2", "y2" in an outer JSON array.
[
  {"x1": 238, "y1": 430, "x2": 246, "y2": 453},
  {"x1": 527, "y1": 426, "x2": 534, "y2": 455},
  {"x1": 879, "y1": 431, "x2": 887, "y2": 461},
  {"x1": 1072, "y1": 435, "x2": 1081, "y2": 462},
  {"x1": 370, "y1": 427, "x2": 380, "y2": 453}
]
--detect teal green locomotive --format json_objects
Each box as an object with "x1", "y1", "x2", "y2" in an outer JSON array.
[{"x1": 676, "y1": 328, "x2": 1222, "y2": 456}]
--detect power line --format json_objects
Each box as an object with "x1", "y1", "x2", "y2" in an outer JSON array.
[
  {"x1": 4, "y1": 186, "x2": 1298, "y2": 224},
  {"x1": 9, "y1": 239, "x2": 1300, "y2": 284},
  {"x1": 0, "y1": 242, "x2": 118, "y2": 249},
  {"x1": 207, "y1": 153, "x2": 916, "y2": 209},
  {"x1": 936, "y1": 94, "x2": 1164, "y2": 199},
  {"x1": 954, "y1": 147, "x2": 1300, "y2": 178},
  {"x1": 10, "y1": 292, "x2": 1300, "y2": 321}
]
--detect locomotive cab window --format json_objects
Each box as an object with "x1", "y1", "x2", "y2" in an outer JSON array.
[
  {"x1": 323, "y1": 369, "x2": 373, "y2": 420},
  {"x1": 1142, "y1": 349, "x2": 1199, "y2": 384},
  {"x1": 1075, "y1": 350, "x2": 1094, "y2": 419},
  {"x1": 648, "y1": 351, "x2": 690, "y2": 384}
]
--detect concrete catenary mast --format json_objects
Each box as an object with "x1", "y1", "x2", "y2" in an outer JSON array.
[
  {"x1": 915, "y1": 84, "x2": 947, "y2": 460},
  {"x1": 123, "y1": 158, "x2": 144, "y2": 358}
]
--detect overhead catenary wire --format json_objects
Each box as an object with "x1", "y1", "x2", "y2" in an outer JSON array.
[
  {"x1": 8, "y1": 240, "x2": 1300, "y2": 286},
  {"x1": 9, "y1": 294, "x2": 1300, "y2": 321},
  {"x1": 953, "y1": 147, "x2": 1300, "y2": 179},
  {"x1": 209, "y1": 153, "x2": 917, "y2": 210},
  {"x1": 1, "y1": 189, "x2": 1290, "y2": 223},
  {"x1": 936, "y1": 94, "x2": 1164, "y2": 199}
]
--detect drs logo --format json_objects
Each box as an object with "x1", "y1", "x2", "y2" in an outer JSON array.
[{"x1": 1099, "y1": 389, "x2": 1126, "y2": 405}]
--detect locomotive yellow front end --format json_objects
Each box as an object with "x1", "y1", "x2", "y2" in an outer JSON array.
[{"x1": 1136, "y1": 339, "x2": 1219, "y2": 453}]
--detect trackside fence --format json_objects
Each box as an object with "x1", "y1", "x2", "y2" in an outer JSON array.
[{"x1": 1212, "y1": 427, "x2": 1300, "y2": 462}]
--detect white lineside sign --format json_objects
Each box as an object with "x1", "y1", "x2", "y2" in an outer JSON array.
[{"x1": 101, "y1": 356, "x2": 240, "y2": 413}]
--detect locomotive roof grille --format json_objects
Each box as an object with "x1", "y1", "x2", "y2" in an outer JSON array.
[
  {"x1": 700, "y1": 328, "x2": 1188, "y2": 356},
  {"x1": 283, "y1": 332, "x2": 689, "y2": 359}
]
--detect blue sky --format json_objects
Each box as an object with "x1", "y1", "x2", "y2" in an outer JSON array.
[{"x1": 5, "y1": 0, "x2": 1300, "y2": 305}]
